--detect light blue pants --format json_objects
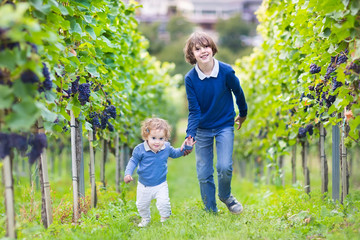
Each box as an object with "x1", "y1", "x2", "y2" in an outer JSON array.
[{"x1": 195, "y1": 126, "x2": 234, "y2": 212}]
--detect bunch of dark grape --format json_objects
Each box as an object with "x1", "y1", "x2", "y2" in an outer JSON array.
[
  {"x1": 107, "y1": 122, "x2": 114, "y2": 132},
  {"x1": 105, "y1": 105, "x2": 117, "y2": 119},
  {"x1": 21, "y1": 69, "x2": 39, "y2": 83},
  {"x1": 0, "y1": 133, "x2": 10, "y2": 159},
  {"x1": 71, "y1": 76, "x2": 79, "y2": 95},
  {"x1": 88, "y1": 112, "x2": 101, "y2": 129},
  {"x1": 0, "y1": 132, "x2": 38, "y2": 161},
  {"x1": 298, "y1": 124, "x2": 314, "y2": 138},
  {"x1": 305, "y1": 124, "x2": 313, "y2": 136},
  {"x1": 309, "y1": 63, "x2": 321, "y2": 74},
  {"x1": 100, "y1": 113, "x2": 110, "y2": 129},
  {"x1": 324, "y1": 65, "x2": 336, "y2": 80},
  {"x1": 325, "y1": 95, "x2": 336, "y2": 108},
  {"x1": 41, "y1": 62, "x2": 52, "y2": 90},
  {"x1": 331, "y1": 77, "x2": 342, "y2": 92},
  {"x1": 0, "y1": 40, "x2": 19, "y2": 51},
  {"x1": 27, "y1": 133, "x2": 47, "y2": 165},
  {"x1": 99, "y1": 109, "x2": 115, "y2": 131},
  {"x1": 347, "y1": 62, "x2": 360, "y2": 74},
  {"x1": 78, "y1": 83, "x2": 91, "y2": 105},
  {"x1": 334, "y1": 50, "x2": 348, "y2": 65},
  {"x1": 298, "y1": 127, "x2": 307, "y2": 138}
]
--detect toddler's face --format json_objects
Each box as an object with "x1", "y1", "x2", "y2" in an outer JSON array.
[{"x1": 146, "y1": 129, "x2": 166, "y2": 153}]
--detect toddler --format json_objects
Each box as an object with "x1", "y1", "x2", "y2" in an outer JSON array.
[{"x1": 124, "y1": 118, "x2": 195, "y2": 227}]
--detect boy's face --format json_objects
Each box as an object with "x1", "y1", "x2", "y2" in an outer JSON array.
[
  {"x1": 146, "y1": 129, "x2": 166, "y2": 153},
  {"x1": 193, "y1": 44, "x2": 213, "y2": 65}
]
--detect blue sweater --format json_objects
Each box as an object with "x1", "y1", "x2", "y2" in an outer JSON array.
[
  {"x1": 124, "y1": 142, "x2": 192, "y2": 186},
  {"x1": 185, "y1": 61, "x2": 248, "y2": 139}
]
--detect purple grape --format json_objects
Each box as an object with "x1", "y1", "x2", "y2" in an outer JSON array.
[
  {"x1": 331, "y1": 77, "x2": 343, "y2": 91},
  {"x1": 107, "y1": 122, "x2": 114, "y2": 132},
  {"x1": 42, "y1": 62, "x2": 52, "y2": 90},
  {"x1": 21, "y1": 70, "x2": 39, "y2": 84},
  {"x1": 71, "y1": 76, "x2": 79, "y2": 95},
  {"x1": 9, "y1": 133, "x2": 28, "y2": 153},
  {"x1": 298, "y1": 127, "x2": 306, "y2": 138},
  {"x1": 27, "y1": 133, "x2": 47, "y2": 165},
  {"x1": 89, "y1": 112, "x2": 98, "y2": 118},
  {"x1": 0, "y1": 133, "x2": 11, "y2": 159},
  {"x1": 78, "y1": 83, "x2": 91, "y2": 105},
  {"x1": 92, "y1": 116, "x2": 101, "y2": 128},
  {"x1": 100, "y1": 114, "x2": 109, "y2": 129},
  {"x1": 309, "y1": 63, "x2": 321, "y2": 74},
  {"x1": 305, "y1": 124, "x2": 313, "y2": 136},
  {"x1": 336, "y1": 54, "x2": 348, "y2": 65},
  {"x1": 105, "y1": 105, "x2": 117, "y2": 119},
  {"x1": 348, "y1": 62, "x2": 360, "y2": 74}
]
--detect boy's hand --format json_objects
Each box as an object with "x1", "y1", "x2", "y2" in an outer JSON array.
[
  {"x1": 124, "y1": 175, "x2": 133, "y2": 184},
  {"x1": 235, "y1": 116, "x2": 247, "y2": 130}
]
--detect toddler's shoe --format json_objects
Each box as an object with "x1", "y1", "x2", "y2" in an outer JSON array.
[
  {"x1": 160, "y1": 217, "x2": 169, "y2": 223},
  {"x1": 221, "y1": 195, "x2": 243, "y2": 214},
  {"x1": 138, "y1": 218, "x2": 150, "y2": 227}
]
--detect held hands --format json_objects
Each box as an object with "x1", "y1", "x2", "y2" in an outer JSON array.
[
  {"x1": 124, "y1": 175, "x2": 133, "y2": 184},
  {"x1": 235, "y1": 116, "x2": 247, "y2": 130},
  {"x1": 181, "y1": 136, "x2": 196, "y2": 156}
]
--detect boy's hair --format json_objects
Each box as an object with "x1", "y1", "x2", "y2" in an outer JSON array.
[
  {"x1": 141, "y1": 118, "x2": 171, "y2": 141},
  {"x1": 183, "y1": 31, "x2": 218, "y2": 65}
]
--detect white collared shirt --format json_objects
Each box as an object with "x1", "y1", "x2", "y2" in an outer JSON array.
[
  {"x1": 195, "y1": 58, "x2": 219, "y2": 80},
  {"x1": 144, "y1": 140, "x2": 166, "y2": 153}
]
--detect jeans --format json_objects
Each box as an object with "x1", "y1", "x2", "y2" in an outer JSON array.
[{"x1": 195, "y1": 126, "x2": 234, "y2": 212}]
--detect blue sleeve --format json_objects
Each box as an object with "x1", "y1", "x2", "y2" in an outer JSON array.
[
  {"x1": 169, "y1": 144, "x2": 193, "y2": 159},
  {"x1": 226, "y1": 70, "x2": 247, "y2": 117},
  {"x1": 124, "y1": 146, "x2": 141, "y2": 176},
  {"x1": 185, "y1": 76, "x2": 200, "y2": 139}
]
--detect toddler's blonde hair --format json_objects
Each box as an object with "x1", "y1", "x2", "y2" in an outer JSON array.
[{"x1": 141, "y1": 118, "x2": 171, "y2": 141}]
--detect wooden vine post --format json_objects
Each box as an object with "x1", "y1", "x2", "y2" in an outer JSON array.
[
  {"x1": 70, "y1": 110, "x2": 80, "y2": 223},
  {"x1": 3, "y1": 154, "x2": 16, "y2": 239},
  {"x1": 88, "y1": 130, "x2": 97, "y2": 208},
  {"x1": 278, "y1": 155, "x2": 285, "y2": 186},
  {"x1": 319, "y1": 122, "x2": 328, "y2": 194},
  {"x1": 301, "y1": 139, "x2": 310, "y2": 194},
  {"x1": 332, "y1": 124, "x2": 340, "y2": 201},
  {"x1": 115, "y1": 133, "x2": 120, "y2": 193},
  {"x1": 291, "y1": 144, "x2": 297, "y2": 184},
  {"x1": 77, "y1": 120, "x2": 85, "y2": 198},
  {"x1": 100, "y1": 139, "x2": 108, "y2": 188},
  {"x1": 37, "y1": 118, "x2": 53, "y2": 228},
  {"x1": 340, "y1": 116, "x2": 349, "y2": 203}
]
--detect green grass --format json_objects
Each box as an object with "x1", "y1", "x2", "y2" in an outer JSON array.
[{"x1": 1, "y1": 126, "x2": 360, "y2": 239}]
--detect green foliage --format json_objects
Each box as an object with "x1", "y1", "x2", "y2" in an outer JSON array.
[
  {"x1": 0, "y1": 0, "x2": 179, "y2": 148},
  {"x1": 234, "y1": 0, "x2": 360, "y2": 163}
]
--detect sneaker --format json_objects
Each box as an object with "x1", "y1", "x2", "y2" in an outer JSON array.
[
  {"x1": 160, "y1": 217, "x2": 169, "y2": 223},
  {"x1": 221, "y1": 195, "x2": 243, "y2": 214},
  {"x1": 138, "y1": 218, "x2": 150, "y2": 227}
]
